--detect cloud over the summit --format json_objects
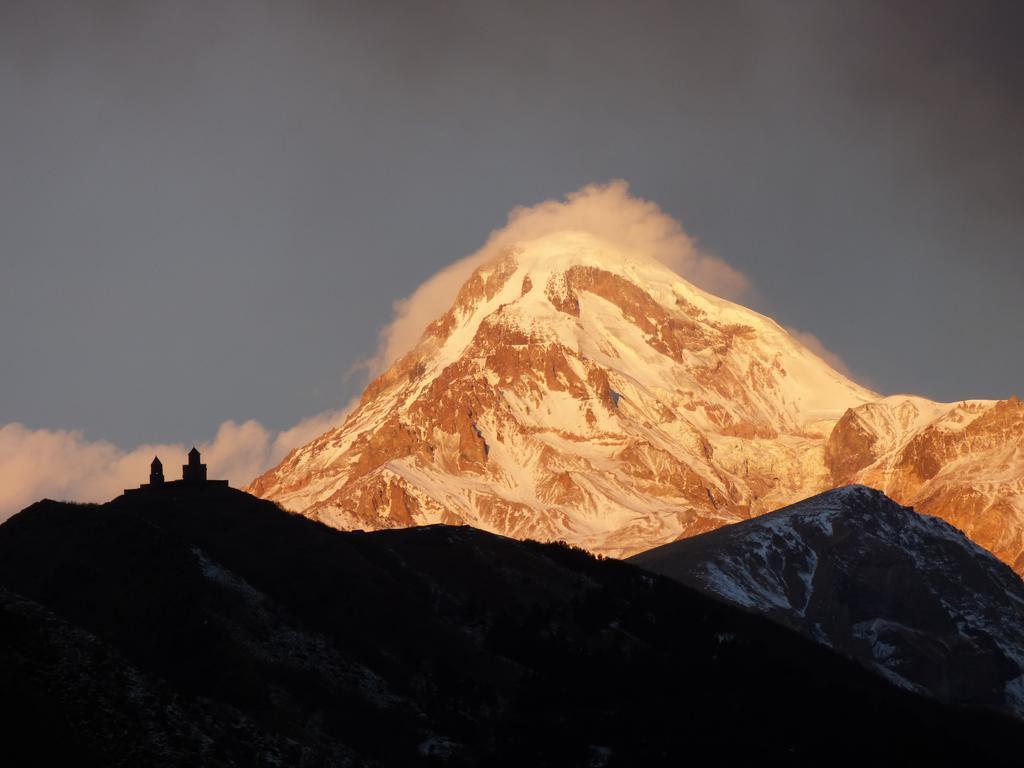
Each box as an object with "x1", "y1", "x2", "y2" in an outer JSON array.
[
  {"x1": 369, "y1": 181, "x2": 751, "y2": 375},
  {"x1": 365, "y1": 181, "x2": 873, "y2": 391}
]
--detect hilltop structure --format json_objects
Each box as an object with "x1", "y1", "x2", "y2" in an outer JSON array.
[
  {"x1": 125, "y1": 447, "x2": 228, "y2": 494},
  {"x1": 182, "y1": 446, "x2": 207, "y2": 482},
  {"x1": 149, "y1": 456, "x2": 164, "y2": 485}
]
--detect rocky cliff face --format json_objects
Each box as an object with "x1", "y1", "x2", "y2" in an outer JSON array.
[
  {"x1": 250, "y1": 231, "x2": 1023, "y2": 569},
  {"x1": 826, "y1": 396, "x2": 1024, "y2": 572}
]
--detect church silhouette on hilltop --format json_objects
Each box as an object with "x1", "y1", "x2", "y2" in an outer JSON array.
[{"x1": 125, "y1": 447, "x2": 229, "y2": 494}]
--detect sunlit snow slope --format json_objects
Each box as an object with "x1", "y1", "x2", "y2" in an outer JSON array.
[
  {"x1": 827, "y1": 395, "x2": 1024, "y2": 571},
  {"x1": 250, "y1": 232, "x2": 1023, "y2": 566}
]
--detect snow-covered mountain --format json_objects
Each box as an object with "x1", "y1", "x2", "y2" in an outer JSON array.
[
  {"x1": 630, "y1": 485, "x2": 1024, "y2": 718},
  {"x1": 251, "y1": 233, "x2": 875, "y2": 556},
  {"x1": 250, "y1": 232, "x2": 1024, "y2": 568}
]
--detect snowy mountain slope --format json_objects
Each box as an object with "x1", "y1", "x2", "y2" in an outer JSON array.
[
  {"x1": 630, "y1": 485, "x2": 1024, "y2": 719},
  {"x1": 250, "y1": 231, "x2": 1024, "y2": 567},
  {"x1": 250, "y1": 232, "x2": 876, "y2": 557}
]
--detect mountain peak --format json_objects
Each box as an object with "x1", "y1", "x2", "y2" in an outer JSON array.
[
  {"x1": 250, "y1": 232, "x2": 1023, "y2": 570},
  {"x1": 250, "y1": 238, "x2": 878, "y2": 556}
]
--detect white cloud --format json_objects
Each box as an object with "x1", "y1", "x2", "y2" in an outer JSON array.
[
  {"x1": 785, "y1": 327, "x2": 876, "y2": 391},
  {"x1": 366, "y1": 180, "x2": 751, "y2": 375},
  {"x1": 268, "y1": 406, "x2": 351, "y2": 465},
  {"x1": 0, "y1": 407, "x2": 350, "y2": 523}
]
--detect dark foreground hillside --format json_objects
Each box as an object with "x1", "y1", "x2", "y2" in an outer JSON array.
[{"x1": 0, "y1": 485, "x2": 1021, "y2": 766}]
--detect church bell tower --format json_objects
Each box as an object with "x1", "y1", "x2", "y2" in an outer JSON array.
[
  {"x1": 149, "y1": 456, "x2": 164, "y2": 485},
  {"x1": 182, "y1": 446, "x2": 207, "y2": 483}
]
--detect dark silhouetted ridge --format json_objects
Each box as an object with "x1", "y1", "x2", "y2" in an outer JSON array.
[{"x1": 1, "y1": 485, "x2": 1022, "y2": 766}]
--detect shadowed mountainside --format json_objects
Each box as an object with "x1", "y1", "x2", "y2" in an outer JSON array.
[
  {"x1": 1, "y1": 485, "x2": 1022, "y2": 766},
  {"x1": 631, "y1": 485, "x2": 1024, "y2": 719}
]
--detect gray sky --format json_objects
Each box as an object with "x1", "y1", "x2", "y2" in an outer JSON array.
[{"x1": 2, "y1": 0, "x2": 1022, "y2": 449}]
